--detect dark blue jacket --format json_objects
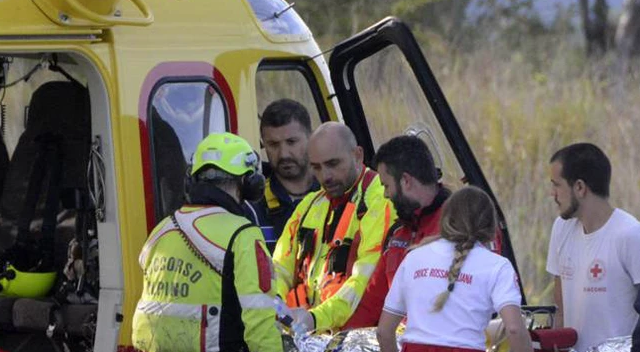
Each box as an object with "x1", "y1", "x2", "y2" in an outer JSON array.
[{"x1": 244, "y1": 176, "x2": 319, "y2": 253}]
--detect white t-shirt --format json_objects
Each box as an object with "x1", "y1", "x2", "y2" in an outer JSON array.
[
  {"x1": 383, "y1": 238, "x2": 521, "y2": 350},
  {"x1": 546, "y1": 208, "x2": 640, "y2": 352}
]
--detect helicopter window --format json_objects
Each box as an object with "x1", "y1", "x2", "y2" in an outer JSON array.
[
  {"x1": 351, "y1": 45, "x2": 465, "y2": 189},
  {"x1": 148, "y1": 80, "x2": 228, "y2": 218},
  {"x1": 256, "y1": 60, "x2": 328, "y2": 130},
  {"x1": 247, "y1": 0, "x2": 311, "y2": 38}
]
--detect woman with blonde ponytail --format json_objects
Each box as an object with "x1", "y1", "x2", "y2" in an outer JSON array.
[{"x1": 377, "y1": 186, "x2": 532, "y2": 352}]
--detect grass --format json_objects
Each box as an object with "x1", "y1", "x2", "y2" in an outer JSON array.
[
  {"x1": 416, "y1": 37, "x2": 640, "y2": 304},
  {"x1": 263, "y1": 29, "x2": 640, "y2": 305},
  {"x1": 334, "y1": 33, "x2": 640, "y2": 305}
]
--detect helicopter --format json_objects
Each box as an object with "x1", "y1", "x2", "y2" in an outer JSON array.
[{"x1": 0, "y1": 0, "x2": 525, "y2": 351}]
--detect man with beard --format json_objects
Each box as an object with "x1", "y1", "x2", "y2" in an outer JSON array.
[
  {"x1": 546, "y1": 143, "x2": 640, "y2": 352},
  {"x1": 342, "y1": 135, "x2": 451, "y2": 329},
  {"x1": 273, "y1": 122, "x2": 392, "y2": 333},
  {"x1": 249, "y1": 99, "x2": 319, "y2": 252}
]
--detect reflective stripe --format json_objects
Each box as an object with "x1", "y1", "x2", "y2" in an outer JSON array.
[
  {"x1": 275, "y1": 263, "x2": 293, "y2": 288},
  {"x1": 351, "y1": 262, "x2": 376, "y2": 278},
  {"x1": 174, "y1": 208, "x2": 228, "y2": 273},
  {"x1": 335, "y1": 285, "x2": 360, "y2": 310},
  {"x1": 136, "y1": 300, "x2": 202, "y2": 319},
  {"x1": 205, "y1": 307, "x2": 220, "y2": 352},
  {"x1": 238, "y1": 293, "x2": 274, "y2": 310},
  {"x1": 139, "y1": 220, "x2": 175, "y2": 267},
  {"x1": 136, "y1": 300, "x2": 222, "y2": 352}
]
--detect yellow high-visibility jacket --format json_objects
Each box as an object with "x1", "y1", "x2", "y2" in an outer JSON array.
[
  {"x1": 132, "y1": 206, "x2": 283, "y2": 352},
  {"x1": 273, "y1": 168, "x2": 393, "y2": 331}
]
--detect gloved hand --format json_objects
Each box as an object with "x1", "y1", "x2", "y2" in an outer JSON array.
[{"x1": 290, "y1": 307, "x2": 315, "y2": 334}]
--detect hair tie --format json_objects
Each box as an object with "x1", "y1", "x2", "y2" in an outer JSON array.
[{"x1": 447, "y1": 283, "x2": 455, "y2": 292}]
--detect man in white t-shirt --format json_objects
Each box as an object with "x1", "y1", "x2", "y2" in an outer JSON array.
[{"x1": 546, "y1": 143, "x2": 640, "y2": 352}]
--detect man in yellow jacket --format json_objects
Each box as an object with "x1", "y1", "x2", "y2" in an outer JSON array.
[
  {"x1": 132, "y1": 132, "x2": 283, "y2": 352},
  {"x1": 273, "y1": 122, "x2": 393, "y2": 333}
]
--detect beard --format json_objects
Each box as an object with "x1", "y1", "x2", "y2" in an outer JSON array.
[
  {"x1": 323, "y1": 163, "x2": 359, "y2": 198},
  {"x1": 275, "y1": 157, "x2": 308, "y2": 181},
  {"x1": 559, "y1": 194, "x2": 580, "y2": 220},
  {"x1": 392, "y1": 187, "x2": 421, "y2": 221}
]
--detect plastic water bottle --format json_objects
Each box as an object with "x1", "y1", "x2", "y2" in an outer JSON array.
[
  {"x1": 273, "y1": 297, "x2": 294, "y2": 327},
  {"x1": 273, "y1": 297, "x2": 310, "y2": 342}
]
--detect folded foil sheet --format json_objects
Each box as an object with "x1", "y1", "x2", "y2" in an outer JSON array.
[
  {"x1": 285, "y1": 328, "x2": 402, "y2": 352},
  {"x1": 585, "y1": 336, "x2": 631, "y2": 352}
]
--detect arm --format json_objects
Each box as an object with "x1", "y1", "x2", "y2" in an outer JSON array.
[
  {"x1": 377, "y1": 260, "x2": 407, "y2": 352},
  {"x1": 632, "y1": 287, "x2": 640, "y2": 352},
  {"x1": 310, "y1": 196, "x2": 391, "y2": 330},
  {"x1": 546, "y1": 218, "x2": 563, "y2": 328},
  {"x1": 491, "y1": 260, "x2": 528, "y2": 352},
  {"x1": 553, "y1": 276, "x2": 563, "y2": 328},
  {"x1": 342, "y1": 257, "x2": 389, "y2": 329},
  {"x1": 499, "y1": 305, "x2": 533, "y2": 352},
  {"x1": 377, "y1": 311, "x2": 403, "y2": 352},
  {"x1": 234, "y1": 227, "x2": 284, "y2": 352}
]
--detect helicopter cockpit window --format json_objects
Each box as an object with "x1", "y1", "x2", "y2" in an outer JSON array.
[
  {"x1": 148, "y1": 81, "x2": 228, "y2": 219},
  {"x1": 246, "y1": 0, "x2": 311, "y2": 38},
  {"x1": 353, "y1": 46, "x2": 465, "y2": 189}
]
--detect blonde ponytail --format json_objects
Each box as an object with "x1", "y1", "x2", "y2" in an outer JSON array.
[
  {"x1": 432, "y1": 238, "x2": 475, "y2": 312},
  {"x1": 431, "y1": 186, "x2": 497, "y2": 312}
]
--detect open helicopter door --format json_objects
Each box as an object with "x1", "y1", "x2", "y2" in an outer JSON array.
[{"x1": 327, "y1": 17, "x2": 526, "y2": 304}]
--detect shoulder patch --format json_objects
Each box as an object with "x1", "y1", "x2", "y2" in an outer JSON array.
[
  {"x1": 387, "y1": 238, "x2": 409, "y2": 249},
  {"x1": 255, "y1": 241, "x2": 272, "y2": 293}
]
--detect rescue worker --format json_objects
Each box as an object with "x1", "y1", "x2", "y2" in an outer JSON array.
[
  {"x1": 343, "y1": 135, "x2": 450, "y2": 329},
  {"x1": 273, "y1": 121, "x2": 393, "y2": 333},
  {"x1": 377, "y1": 186, "x2": 531, "y2": 352},
  {"x1": 248, "y1": 99, "x2": 319, "y2": 251},
  {"x1": 131, "y1": 132, "x2": 283, "y2": 352}
]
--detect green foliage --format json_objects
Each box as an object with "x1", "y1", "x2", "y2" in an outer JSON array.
[
  {"x1": 433, "y1": 44, "x2": 640, "y2": 304},
  {"x1": 292, "y1": 0, "x2": 640, "y2": 305}
]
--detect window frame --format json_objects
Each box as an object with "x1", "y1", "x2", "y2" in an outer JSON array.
[
  {"x1": 257, "y1": 59, "x2": 331, "y2": 124},
  {"x1": 147, "y1": 76, "x2": 230, "y2": 220},
  {"x1": 327, "y1": 17, "x2": 526, "y2": 304}
]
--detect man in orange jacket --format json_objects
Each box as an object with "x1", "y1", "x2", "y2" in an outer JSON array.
[{"x1": 273, "y1": 122, "x2": 392, "y2": 333}]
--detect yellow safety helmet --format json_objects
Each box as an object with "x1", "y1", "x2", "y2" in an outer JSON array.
[
  {"x1": 191, "y1": 132, "x2": 259, "y2": 177},
  {"x1": 0, "y1": 265, "x2": 57, "y2": 298}
]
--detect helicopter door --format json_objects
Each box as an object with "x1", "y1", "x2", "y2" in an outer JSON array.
[{"x1": 328, "y1": 17, "x2": 526, "y2": 304}]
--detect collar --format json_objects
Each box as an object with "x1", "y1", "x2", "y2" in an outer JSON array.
[
  {"x1": 269, "y1": 175, "x2": 320, "y2": 204},
  {"x1": 326, "y1": 166, "x2": 366, "y2": 209},
  {"x1": 403, "y1": 186, "x2": 451, "y2": 229},
  {"x1": 187, "y1": 182, "x2": 245, "y2": 217}
]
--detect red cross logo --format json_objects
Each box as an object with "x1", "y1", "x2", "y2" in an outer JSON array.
[{"x1": 588, "y1": 260, "x2": 605, "y2": 282}]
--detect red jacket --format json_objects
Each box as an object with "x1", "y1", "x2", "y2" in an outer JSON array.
[
  {"x1": 342, "y1": 188, "x2": 449, "y2": 329},
  {"x1": 343, "y1": 186, "x2": 506, "y2": 329}
]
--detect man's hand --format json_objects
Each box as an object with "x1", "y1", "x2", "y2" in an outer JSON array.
[{"x1": 290, "y1": 308, "x2": 314, "y2": 334}]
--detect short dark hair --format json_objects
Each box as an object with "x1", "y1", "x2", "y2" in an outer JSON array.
[
  {"x1": 373, "y1": 135, "x2": 438, "y2": 186},
  {"x1": 260, "y1": 99, "x2": 312, "y2": 134},
  {"x1": 550, "y1": 143, "x2": 611, "y2": 198}
]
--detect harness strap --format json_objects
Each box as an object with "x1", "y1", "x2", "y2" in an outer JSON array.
[
  {"x1": 296, "y1": 169, "x2": 378, "y2": 291},
  {"x1": 264, "y1": 178, "x2": 281, "y2": 212}
]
